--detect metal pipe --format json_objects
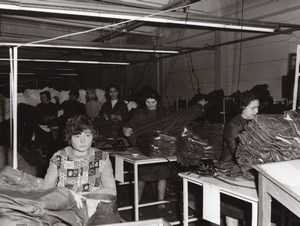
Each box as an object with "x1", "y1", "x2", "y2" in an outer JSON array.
[
  {"x1": 12, "y1": 47, "x2": 18, "y2": 169},
  {"x1": 292, "y1": 45, "x2": 300, "y2": 110}
]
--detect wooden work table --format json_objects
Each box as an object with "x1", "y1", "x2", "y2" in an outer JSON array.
[
  {"x1": 178, "y1": 172, "x2": 258, "y2": 226},
  {"x1": 108, "y1": 148, "x2": 177, "y2": 222},
  {"x1": 254, "y1": 159, "x2": 300, "y2": 226}
]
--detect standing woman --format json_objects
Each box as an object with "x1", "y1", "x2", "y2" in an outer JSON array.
[
  {"x1": 85, "y1": 88, "x2": 103, "y2": 120},
  {"x1": 221, "y1": 90, "x2": 259, "y2": 226},
  {"x1": 123, "y1": 89, "x2": 172, "y2": 208}
]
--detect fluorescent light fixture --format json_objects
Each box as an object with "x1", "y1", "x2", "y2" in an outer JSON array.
[
  {"x1": 0, "y1": 72, "x2": 35, "y2": 75},
  {"x1": 102, "y1": 14, "x2": 275, "y2": 33},
  {"x1": 34, "y1": 67, "x2": 75, "y2": 71},
  {"x1": 0, "y1": 43, "x2": 179, "y2": 54},
  {"x1": 0, "y1": 58, "x2": 130, "y2": 65},
  {"x1": 0, "y1": 3, "x2": 275, "y2": 33},
  {"x1": 57, "y1": 73, "x2": 78, "y2": 76}
]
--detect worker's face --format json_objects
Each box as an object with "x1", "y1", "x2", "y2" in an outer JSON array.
[
  {"x1": 69, "y1": 93, "x2": 78, "y2": 101},
  {"x1": 40, "y1": 94, "x2": 50, "y2": 104},
  {"x1": 241, "y1": 100, "x2": 259, "y2": 120},
  {"x1": 86, "y1": 90, "x2": 93, "y2": 98},
  {"x1": 71, "y1": 129, "x2": 94, "y2": 152},
  {"x1": 145, "y1": 98, "x2": 157, "y2": 111},
  {"x1": 109, "y1": 87, "x2": 119, "y2": 100}
]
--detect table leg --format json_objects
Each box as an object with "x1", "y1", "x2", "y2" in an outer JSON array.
[
  {"x1": 258, "y1": 174, "x2": 272, "y2": 226},
  {"x1": 183, "y1": 178, "x2": 188, "y2": 226},
  {"x1": 134, "y1": 163, "x2": 139, "y2": 221},
  {"x1": 251, "y1": 201, "x2": 258, "y2": 226}
]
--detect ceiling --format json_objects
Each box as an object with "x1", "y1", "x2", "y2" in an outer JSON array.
[{"x1": 0, "y1": 0, "x2": 300, "y2": 91}]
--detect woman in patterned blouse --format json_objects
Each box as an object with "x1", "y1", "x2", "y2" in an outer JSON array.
[{"x1": 42, "y1": 114, "x2": 117, "y2": 218}]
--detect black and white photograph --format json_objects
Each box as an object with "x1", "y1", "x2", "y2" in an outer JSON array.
[{"x1": 1, "y1": 0, "x2": 300, "y2": 225}]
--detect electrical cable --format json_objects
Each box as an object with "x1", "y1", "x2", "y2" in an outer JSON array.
[
  {"x1": 17, "y1": 4, "x2": 193, "y2": 48},
  {"x1": 186, "y1": 53, "x2": 196, "y2": 94},
  {"x1": 215, "y1": 175, "x2": 256, "y2": 189},
  {"x1": 133, "y1": 23, "x2": 162, "y2": 92},
  {"x1": 188, "y1": 52, "x2": 200, "y2": 93},
  {"x1": 162, "y1": 6, "x2": 191, "y2": 97},
  {"x1": 236, "y1": 0, "x2": 245, "y2": 91},
  {"x1": 162, "y1": 155, "x2": 180, "y2": 175}
]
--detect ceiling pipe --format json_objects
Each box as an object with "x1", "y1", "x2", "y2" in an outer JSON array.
[
  {"x1": 0, "y1": 1, "x2": 291, "y2": 31},
  {"x1": 93, "y1": 0, "x2": 203, "y2": 42},
  {"x1": 0, "y1": 43, "x2": 179, "y2": 54},
  {"x1": 2, "y1": 15, "x2": 158, "y2": 38},
  {"x1": 129, "y1": 27, "x2": 300, "y2": 65},
  {"x1": 0, "y1": 58, "x2": 130, "y2": 65}
]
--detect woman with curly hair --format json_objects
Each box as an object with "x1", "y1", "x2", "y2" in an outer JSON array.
[
  {"x1": 42, "y1": 114, "x2": 118, "y2": 223},
  {"x1": 221, "y1": 90, "x2": 260, "y2": 163},
  {"x1": 220, "y1": 90, "x2": 259, "y2": 226}
]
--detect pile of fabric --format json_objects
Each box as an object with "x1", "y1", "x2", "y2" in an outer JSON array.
[
  {"x1": 0, "y1": 166, "x2": 86, "y2": 226},
  {"x1": 136, "y1": 131, "x2": 177, "y2": 157},
  {"x1": 176, "y1": 127, "x2": 215, "y2": 166},
  {"x1": 236, "y1": 111, "x2": 300, "y2": 180},
  {"x1": 191, "y1": 121, "x2": 224, "y2": 160},
  {"x1": 0, "y1": 88, "x2": 106, "y2": 123}
]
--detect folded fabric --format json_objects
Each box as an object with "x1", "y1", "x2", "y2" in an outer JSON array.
[
  {"x1": 236, "y1": 111, "x2": 300, "y2": 180},
  {"x1": 136, "y1": 131, "x2": 177, "y2": 157},
  {"x1": 0, "y1": 166, "x2": 87, "y2": 226},
  {"x1": 0, "y1": 165, "x2": 43, "y2": 191},
  {"x1": 176, "y1": 127, "x2": 215, "y2": 166},
  {"x1": 131, "y1": 104, "x2": 204, "y2": 143}
]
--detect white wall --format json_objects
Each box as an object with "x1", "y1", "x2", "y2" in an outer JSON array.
[{"x1": 159, "y1": 0, "x2": 300, "y2": 106}]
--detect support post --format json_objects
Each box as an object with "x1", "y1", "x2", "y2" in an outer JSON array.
[
  {"x1": 292, "y1": 45, "x2": 300, "y2": 110},
  {"x1": 12, "y1": 47, "x2": 18, "y2": 169}
]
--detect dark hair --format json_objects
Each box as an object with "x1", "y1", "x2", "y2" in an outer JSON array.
[
  {"x1": 40, "y1": 91, "x2": 51, "y2": 100},
  {"x1": 238, "y1": 90, "x2": 259, "y2": 113},
  {"x1": 143, "y1": 88, "x2": 160, "y2": 103},
  {"x1": 86, "y1": 88, "x2": 98, "y2": 101},
  {"x1": 69, "y1": 89, "x2": 79, "y2": 97},
  {"x1": 105, "y1": 85, "x2": 120, "y2": 100},
  {"x1": 64, "y1": 114, "x2": 97, "y2": 144}
]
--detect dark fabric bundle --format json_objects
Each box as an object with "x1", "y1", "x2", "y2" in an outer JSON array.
[
  {"x1": 191, "y1": 121, "x2": 224, "y2": 161},
  {"x1": 176, "y1": 127, "x2": 215, "y2": 166},
  {"x1": 136, "y1": 131, "x2": 177, "y2": 157},
  {"x1": 236, "y1": 111, "x2": 300, "y2": 180},
  {"x1": 130, "y1": 104, "x2": 204, "y2": 143},
  {"x1": 86, "y1": 197, "x2": 120, "y2": 226}
]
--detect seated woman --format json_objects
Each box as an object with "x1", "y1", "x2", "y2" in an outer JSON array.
[
  {"x1": 97, "y1": 85, "x2": 129, "y2": 138},
  {"x1": 221, "y1": 90, "x2": 259, "y2": 226},
  {"x1": 35, "y1": 91, "x2": 59, "y2": 176},
  {"x1": 42, "y1": 114, "x2": 119, "y2": 223},
  {"x1": 85, "y1": 88, "x2": 103, "y2": 120},
  {"x1": 123, "y1": 89, "x2": 173, "y2": 208},
  {"x1": 221, "y1": 90, "x2": 260, "y2": 163}
]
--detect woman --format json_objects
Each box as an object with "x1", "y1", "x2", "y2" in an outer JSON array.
[
  {"x1": 123, "y1": 89, "x2": 172, "y2": 208},
  {"x1": 85, "y1": 88, "x2": 103, "y2": 120},
  {"x1": 221, "y1": 90, "x2": 259, "y2": 226},
  {"x1": 57, "y1": 89, "x2": 86, "y2": 121},
  {"x1": 36, "y1": 91, "x2": 58, "y2": 125},
  {"x1": 42, "y1": 114, "x2": 118, "y2": 222},
  {"x1": 97, "y1": 85, "x2": 128, "y2": 137},
  {"x1": 35, "y1": 91, "x2": 59, "y2": 160}
]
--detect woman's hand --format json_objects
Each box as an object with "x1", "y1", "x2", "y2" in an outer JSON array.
[
  {"x1": 123, "y1": 127, "x2": 133, "y2": 137},
  {"x1": 70, "y1": 190, "x2": 85, "y2": 209},
  {"x1": 198, "y1": 98, "x2": 208, "y2": 106},
  {"x1": 110, "y1": 114, "x2": 122, "y2": 121}
]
